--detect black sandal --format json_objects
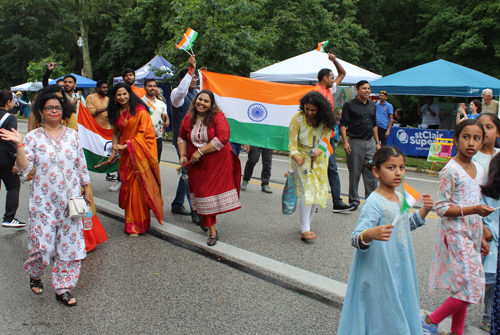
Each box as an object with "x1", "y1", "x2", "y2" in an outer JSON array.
[
  {"x1": 55, "y1": 292, "x2": 77, "y2": 307},
  {"x1": 30, "y1": 277, "x2": 43, "y2": 294}
]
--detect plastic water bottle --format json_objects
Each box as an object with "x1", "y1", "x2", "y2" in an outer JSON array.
[{"x1": 83, "y1": 211, "x2": 93, "y2": 230}]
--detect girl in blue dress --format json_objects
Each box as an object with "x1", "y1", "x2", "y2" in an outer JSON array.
[{"x1": 337, "y1": 146, "x2": 434, "y2": 335}]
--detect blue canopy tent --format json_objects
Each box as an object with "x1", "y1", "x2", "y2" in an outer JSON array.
[
  {"x1": 113, "y1": 55, "x2": 173, "y2": 86},
  {"x1": 370, "y1": 59, "x2": 500, "y2": 97},
  {"x1": 49, "y1": 73, "x2": 97, "y2": 88}
]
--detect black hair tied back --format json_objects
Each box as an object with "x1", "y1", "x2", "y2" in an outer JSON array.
[{"x1": 365, "y1": 146, "x2": 405, "y2": 171}]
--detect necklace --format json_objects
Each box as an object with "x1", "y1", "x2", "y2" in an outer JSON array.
[
  {"x1": 120, "y1": 107, "x2": 130, "y2": 118},
  {"x1": 43, "y1": 124, "x2": 63, "y2": 138},
  {"x1": 197, "y1": 114, "x2": 206, "y2": 120}
]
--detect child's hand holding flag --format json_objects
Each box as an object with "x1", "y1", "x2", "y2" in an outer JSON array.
[{"x1": 392, "y1": 176, "x2": 434, "y2": 227}]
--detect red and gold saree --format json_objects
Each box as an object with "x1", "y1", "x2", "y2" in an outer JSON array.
[{"x1": 116, "y1": 105, "x2": 163, "y2": 234}]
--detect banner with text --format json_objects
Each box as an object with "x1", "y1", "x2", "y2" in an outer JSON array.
[{"x1": 387, "y1": 127, "x2": 456, "y2": 157}]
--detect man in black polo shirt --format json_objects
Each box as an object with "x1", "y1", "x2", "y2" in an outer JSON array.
[{"x1": 340, "y1": 80, "x2": 381, "y2": 210}]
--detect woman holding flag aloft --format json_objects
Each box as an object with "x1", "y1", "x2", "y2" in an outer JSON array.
[
  {"x1": 288, "y1": 91, "x2": 336, "y2": 241},
  {"x1": 337, "y1": 146, "x2": 434, "y2": 334}
]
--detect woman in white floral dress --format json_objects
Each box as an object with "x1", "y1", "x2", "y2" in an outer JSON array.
[
  {"x1": 0, "y1": 93, "x2": 92, "y2": 307},
  {"x1": 289, "y1": 91, "x2": 336, "y2": 241}
]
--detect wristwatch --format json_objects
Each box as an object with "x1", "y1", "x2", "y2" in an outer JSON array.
[{"x1": 376, "y1": 141, "x2": 381, "y2": 144}]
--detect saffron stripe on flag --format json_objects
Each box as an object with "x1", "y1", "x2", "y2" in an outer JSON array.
[
  {"x1": 201, "y1": 71, "x2": 319, "y2": 105},
  {"x1": 404, "y1": 182, "x2": 420, "y2": 207}
]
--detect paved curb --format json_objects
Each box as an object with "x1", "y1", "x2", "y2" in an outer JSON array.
[
  {"x1": 94, "y1": 197, "x2": 347, "y2": 303},
  {"x1": 94, "y1": 196, "x2": 486, "y2": 334}
]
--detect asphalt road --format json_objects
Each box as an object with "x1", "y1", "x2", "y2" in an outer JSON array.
[{"x1": 0, "y1": 122, "x2": 487, "y2": 334}]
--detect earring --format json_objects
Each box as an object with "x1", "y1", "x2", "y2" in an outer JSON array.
[{"x1": 41, "y1": 116, "x2": 45, "y2": 128}]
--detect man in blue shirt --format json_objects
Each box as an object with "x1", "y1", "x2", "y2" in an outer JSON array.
[{"x1": 375, "y1": 91, "x2": 393, "y2": 146}]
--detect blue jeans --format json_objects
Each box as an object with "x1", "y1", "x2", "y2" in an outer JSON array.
[
  {"x1": 327, "y1": 138, "x2": 342, "y2": 205},
  {"x1": 171, "y1": 144, "x2": 193, "y2": 213},
  {"x1": 230, "y1": 142, "x2": 241, "y2": 156}
]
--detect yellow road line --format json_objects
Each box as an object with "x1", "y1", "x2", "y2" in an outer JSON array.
[{"x1": 162, "y1": 161, "x2": 440, "y2": 219}]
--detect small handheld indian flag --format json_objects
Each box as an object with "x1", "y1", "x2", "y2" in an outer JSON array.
[
  {"x1": 176, "y1": 28, "x2": 198, "y2": 55},
  {"x1": 390, "y1": 176, "x2": 421, "y2": 229},
  {"x1": 400, "y1": 176, "x2": 421, "y2": 214},
  {"x1": 317, "y1": 136, "x2": 334, "y2": 157},
  {"x1": 317, "y1": 41, "x2": 329, "y2": 53}
]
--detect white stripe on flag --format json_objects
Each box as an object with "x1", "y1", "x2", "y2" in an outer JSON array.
[
  {"x1": 405, "y1": 192, "x2": 418, "y2": 208},
  {"x1": 213, "y1": 94, "x2": 300, "y2": 127},
  {"x1": 78, "y1": 124, "x2": 110, "y2": 156}
]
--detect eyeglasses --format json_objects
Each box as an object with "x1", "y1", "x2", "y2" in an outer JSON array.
[{"x1": 43, "y1": 106, "x2": 62, "y2": 112}]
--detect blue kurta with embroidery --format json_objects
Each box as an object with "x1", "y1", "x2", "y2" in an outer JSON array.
[{"x1": 337, "y1": 192, "x2": 426, "y2": 335}]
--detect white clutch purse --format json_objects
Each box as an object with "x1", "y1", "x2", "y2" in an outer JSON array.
[{"x1": 68, "y1": 196, "x2": 91, "y2": 219}]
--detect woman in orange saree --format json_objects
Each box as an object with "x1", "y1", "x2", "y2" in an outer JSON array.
[{"x1": 107, "y1": 83, "x2": 163, "y2": 236}]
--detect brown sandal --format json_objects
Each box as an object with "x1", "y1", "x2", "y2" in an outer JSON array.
[
  {"x1": 207, "y1": 231, "x2": 218, "y2": 246},
  {"x1": 301, "y1": 231, "x2": 316, "y2": 241}
]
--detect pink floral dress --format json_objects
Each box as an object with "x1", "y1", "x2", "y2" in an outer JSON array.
[
  {"x1": 429, "y1": 159, "x2": 485, "y2": 303},
  {"x1": 21, "y1": 127, "x2": 90, "y2": 265}
]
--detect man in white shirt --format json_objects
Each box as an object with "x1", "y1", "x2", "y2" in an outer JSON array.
[
  {"x1": 142, "y1": 79, "x2": 169, "y2": 161},
  {"x1": 418, "y1": 96, "x2": 440, "y2": 129},
  {"x1": 170, "y1": 55, "x2": 203, "y2": 229}
]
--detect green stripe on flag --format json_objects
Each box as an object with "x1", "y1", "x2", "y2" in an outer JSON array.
[
  {"x1": 227, "y1": 119, "x2": 289, "y2": 151},
  {"x1": 83, "y1": 149, "x2": 119, "y2": 173}
]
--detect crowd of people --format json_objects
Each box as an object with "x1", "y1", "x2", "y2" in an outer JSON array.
[{"x1": 2, "y1": 53, "x2": 500, "y2": 335}]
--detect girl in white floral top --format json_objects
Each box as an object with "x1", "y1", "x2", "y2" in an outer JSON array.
[{"x1": 422, "y1": 119, "x2": 496, "y2": 335}]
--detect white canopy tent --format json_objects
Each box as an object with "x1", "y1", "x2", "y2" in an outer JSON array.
[
  {"x1": 250, "y1": 50, "x2": 381, "y2": 85},
  {"x1": 10, "y1": 81, "x2": 44, "y2": 92}
]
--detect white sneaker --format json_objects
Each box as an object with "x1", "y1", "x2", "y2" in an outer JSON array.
[
  {"x1": 2, "y1": 218, "x2": 27, "y2": 228},
  {"x1": 109, "y1": 181, "x2": 121, "y2": 192}
]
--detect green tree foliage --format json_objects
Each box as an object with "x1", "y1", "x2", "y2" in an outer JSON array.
[
  {"x1": 0, "y1": 0, "x2": 73, "y2": 88},
  {"x1": 154, "y1": 0, "x2": 274, "y2": 77},
  {"x1": 2, "y1": 0, "x2": 499, "y2": 95},
  {"x1": 27, "y1": 57, "x2": 68, "y2": 82},
  {"x1": 413, "y1": 0, "x2": 500, "y2": 78},
  {"x1": 91, "y1": 0, "x2": 172, "y2": 83}
]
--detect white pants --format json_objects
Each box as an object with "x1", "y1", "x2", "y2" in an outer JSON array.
[{"x1": 300, "y1": 197, "x2": 318, "y2": 233}]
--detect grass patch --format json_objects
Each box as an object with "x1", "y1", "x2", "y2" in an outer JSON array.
[
  {"x1": 334, "y1": 142, "x2": 436, "y2": 172},
  {"x1": 15, "y1": 115, "x2": 30, "y2": 120}
]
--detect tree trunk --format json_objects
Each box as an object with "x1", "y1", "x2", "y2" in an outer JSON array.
[{"x1": 77, "y1": 4, "x2": 93, "y2": 79}]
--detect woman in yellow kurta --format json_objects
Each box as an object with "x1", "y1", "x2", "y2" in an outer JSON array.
[
  {"x1": 107, "y1": 83, "x2": 163, "y2": 236},
  {"x1": 289, "y1": 91, "x2": 336, "y2": 241}
]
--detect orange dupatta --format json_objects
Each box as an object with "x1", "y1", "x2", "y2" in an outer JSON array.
[{"x1": 117, "y1": 106, "x2": 163, "y2": 234}]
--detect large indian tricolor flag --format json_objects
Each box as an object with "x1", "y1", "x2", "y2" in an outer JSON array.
[
  {"x1": 200, "y1": 71, "x2": 318, "y2": 151},
  {"x1": 77, "y1": 103, "x2": 118, "y2": 173}
]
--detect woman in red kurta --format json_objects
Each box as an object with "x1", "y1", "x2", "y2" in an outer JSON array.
[{"x1": 178, "y1": 90, "x2": 241, "y2": 246}]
